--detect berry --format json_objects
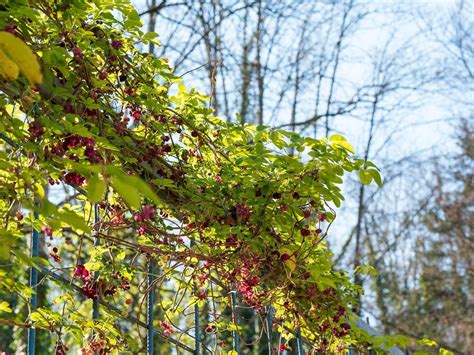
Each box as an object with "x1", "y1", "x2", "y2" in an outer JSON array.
[
  {"x1": 28, "y1": 121, "x2": 45, "y2": 139},
  {"x1": 71, "y1": 47, "x2": 82, "y2": 58},
  {"x1": 98, "y1": 71, "x2": 107, "y2": 80},
  {"x1": 4, "y1": 24, "x2": 17, "y2": 35},
  {"x1": 41, "y1": 225, "x2": 53, "y2": 237},
  {"x1": 272, "y1": 192, "x2": 281, "y2": 199},
  {"x1": 64, "y1": 172, "x2": 85, "y2": 186},
  {"x1": 279, "y1": 344, "x2": 288, "y2": 352},
  {"x1": 303, "y1": 209, "x2": 311, "y2": 218},
  {"x1": 125, "y1": 298, "x2": 133, "y2": 305},
  {"x1": 205, "y1": 325, "x2": 216, "y2": 334},
  {"x1": 111, "y1": 40, "x2": 122, "y2": 50},
  {"x1": 132, "y1": 111, "x2": 141, "y2": 119},
  {"x1": 195, "y1": 289, "x2": 207, "y2": 300},
  {"x1": 319, "y1": 213, "x2": 327, "y2": 222},
  {"x1": 300, "y1": 228, "x2": 310, "y2": 237}
]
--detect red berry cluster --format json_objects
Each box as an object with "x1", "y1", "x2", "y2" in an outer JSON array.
[
  {"x1": 49, "y1": 247, "x2": 61, "y2": 262},
  {"x1": 195, "y1": 288, "x2": 207, "y2": 300},
  {"x1": 84, "y1": 338, "x2": 104, "y2": 353},
  {"x1": 108, "y1": 205, "x2": 125, "y2": 225},
  {"x1": 235, "y1": 201, "x2": 251, "y2": 222},
  {"x1": 225, "y1": 234, "x2": 241, "y2": 248},
  {"x1": 55, "y1": 341, "x2": 69, "y2": 355},
  {"x1": 134, "y1": 205, "x2": 155, "y2": 222},
  {"x1": 228, "y1": 252, "x2": 266, "y2": 311},
  {"x1": 113, "y1": 117, "x2": 128, "y2": 135},
  {"x1": 28, "y1": 121, "x2": 45, "y2": 139},
  {"x1": 159, "y1": 321, "x2": 173, "y2": 336},
  {"x1": 74, "y1": 265, "x2": 131, "y2": 300},
  {"x1": 41, "y1": 225, "x2": 53, "y2": 237},
  {"x1": 74, "y1": 265, "x2": 98, "y2": 300},
  {"x1": 64, "y1": 171, "x2": 86, "y2": 186}
]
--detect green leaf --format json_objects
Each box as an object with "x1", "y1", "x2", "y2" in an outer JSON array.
[
  {"x1": 359, "y1": 169, "x2": 373, "y2": 185},
  {"x1": 57, "y1": 210, "x2": 91, "y2": 233},
  {"x1": 355, "y1": 264, "x2": 377, "y2": 277},
  {"x1": 38, "y1": 199, "x2": 58, "y2": 218},
  {"x1": 111, "y1": 176, "x2": 141, "y2": 209},
  {"x1": 368, "y1": 168, "x2": 383, "y2": 187},
  {"x1": 0, "y1": 229, "x2": 16, "y2": 260},
  {"x1": 87, "y1": 174, "x2": 107, "y2": 202}
]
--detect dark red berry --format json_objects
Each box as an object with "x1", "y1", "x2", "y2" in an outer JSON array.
[
  {"x1": 98, "y1": 71, "x2": 107, "y2": 80},
  {"x1": 112, "y1": 40, "x2": 123, "y2": 50},
  {"x1": 300, "y1": 228, "x2": 310, "y2": 237},
  {"x1": 71, "y1": 47, "x2": 82, "y2": 58}
]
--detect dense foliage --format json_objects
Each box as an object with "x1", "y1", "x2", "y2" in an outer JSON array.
[{"x1": 0, "y1": 0, "x2": 445, "y2": 354}]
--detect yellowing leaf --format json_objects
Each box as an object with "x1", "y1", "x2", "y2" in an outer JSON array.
[
  {"x1": 0, "y1": 31, "x2": 42, "y2": 85},
  {"x1": 329, "y1": 134, "x2": 354, "y2": 153},
  {"x1": 0, "y1": 48, "x2": 19, "y2": 80},
  {"x1": 0, "y1": 301, "x2": 12, "y2": 313},
  {"x1": 417, "y1": 338, "x2": 438, "y2": 347}
]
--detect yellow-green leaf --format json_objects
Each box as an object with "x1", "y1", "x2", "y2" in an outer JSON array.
[
  {"x1": 57, "y1": 210, "x2": 91, "y2": 233},
  {"x1": 111, "y1": 176, "x2": 140, "y2": 209},
  {"x1": 359, "y1": 169, "x2": 373, "y2": 185},
  {"x1": 329, "y1": 134, "x2": 354, "y2": 153},
  {"x1": 0, "y1": 301, "x2": 12, "y2": 313},
  {"x1": 368, "y1": 168, "x2": 383, "y2": 187},
  {"x1": 87, "y1": 174, "x2": 106, "y2": 202}
]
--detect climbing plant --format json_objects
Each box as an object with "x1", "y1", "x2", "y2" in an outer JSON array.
[{"x1": 0, "y1": 0, "x2": 442, "y2": 354}]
